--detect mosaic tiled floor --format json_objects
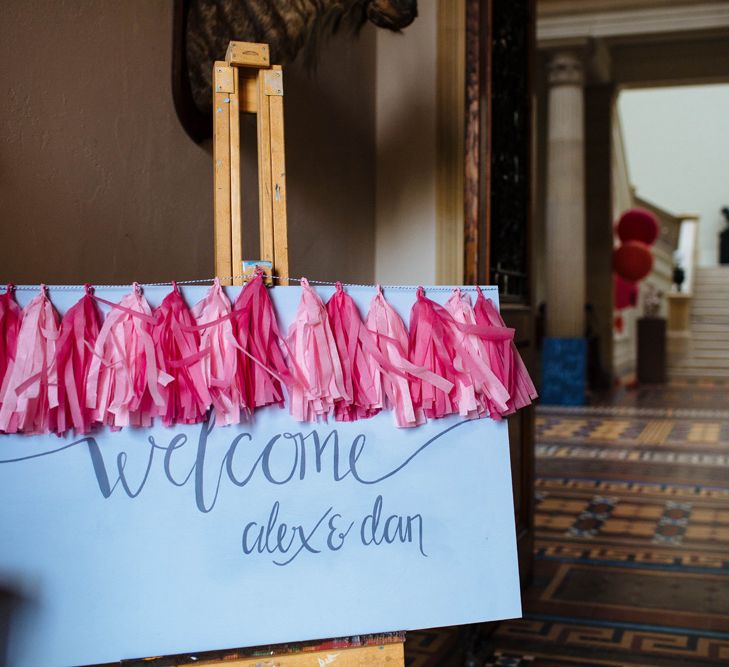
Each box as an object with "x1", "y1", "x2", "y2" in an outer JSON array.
[
  {"x1": 403, "y1": 382, "x2": 729, "y2": 665},
  {"x1": 486, "y1": 381, "x2": 729, "y2": 666}
]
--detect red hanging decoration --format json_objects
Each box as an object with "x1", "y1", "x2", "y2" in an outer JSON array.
[
  {"x1": 613, "y1": 274, "x2": 639, "y2": 310},
  {"x1": 286, "y1": 278, "x2": 347, "y2": 422},
  {"x1": 152, "y1": 284, "x2": 212, "y2": 426},
  {"x1": 55, "y1": 286, "x2": 102, "y2": 434},
  {"x1": 192, "y1": 278, "x2": 242, "y2": 426},
  {"x1": 86, "y1": 284, "x2": 166, "y2": 428},
  {"x1": 0, "y1": 286, "x2": 60, "y2": 434},
  {"x1": 0, "y1": 284, "x2": 22, "y2": 405},
  {"x1": 233, "y1": 271, "x2": 293, "y2": 414},
  {"x1": 612, "y1": 240, "x2": 653, "y2": 282},
  {"x1": 617, "y1": 207, "x2": 659, "y2": 246},
  {"x1": 474, "y1": 288, "x2": 538, "y2": 414},
  {"x1": 326, "y1": 282, "x2": 380, "y2": 422}
]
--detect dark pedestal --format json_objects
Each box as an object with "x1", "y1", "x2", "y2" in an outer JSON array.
[
  {"x1": 637, "y1": 317, "x2": 666, "y2": 384},
  {"x1": 720, "y1": 227, "x2": 729, "y2": 265}
]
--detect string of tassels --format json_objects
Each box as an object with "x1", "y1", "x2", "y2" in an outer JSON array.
[{"x1": 0, "y1": 277, "x2": 537, "y2": 435}]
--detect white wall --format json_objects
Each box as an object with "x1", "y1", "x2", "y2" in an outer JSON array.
[
  {"x1": 618, "y1": 84, "x2": 729, "y2": 267},
  {"x1": 374, "y1": 0, "x2": 438, "y2": 284}
]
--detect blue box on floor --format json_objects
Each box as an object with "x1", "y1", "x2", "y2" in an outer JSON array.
[{"x1": 541, "y1": 337, "x2": 586, "y2": 406}]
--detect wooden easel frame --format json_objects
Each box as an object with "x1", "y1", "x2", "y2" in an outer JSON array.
[
  {"x1": 213, "y1": 41, "x2": 288, "y2": 285},
  {"x1": 208, "y1": 42, "x2": 405, "y2": 666}
]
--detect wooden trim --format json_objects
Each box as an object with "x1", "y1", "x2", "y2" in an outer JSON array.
[
  {"x1": 436, "y1": 0, "x2": 466, "y2": 285},
  {"x1": 464, "y1": 0, "x2": 492, "y2": 284},
  {"x1": 464, "y1": 0, "x2": 481, "y2": 284}
]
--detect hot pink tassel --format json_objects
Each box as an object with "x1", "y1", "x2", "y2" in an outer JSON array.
[
  {"x1": 0, "y1": 285, "x2": 60, "y2": 434},
  {"x1": 191, "y1": 278, "x2": 242, "y2": 425},
  {"x1": 0, "y1": 284, "x2": 22, "y2": 407},
  {"x1": 286, "y1": 278, "x2": 347, "y2": 422},
  {"x1": 474, "y1": 287, "x2": 538, "y2": 413},
  {"x1": 408, "y1": 288, "x2": 458, "y2": 419},
  {"x1": 86, "y1": 283, "x2": 168, "y2": 429},
  {"x1": 326, "y1": 282, "x2": 380, "y2": 422},
  {"x1": 445, "y1": 288, "x2": 511, "y2": 419},
  {"x1": 55, "y1": 286, "x2": 102, "y2": 434},
  {"x1": 153, "y1": 284, "x2": 212, "y2": 426},
  {"x1": 233, "y1": 271, "x2": 293, "y2": 415}
]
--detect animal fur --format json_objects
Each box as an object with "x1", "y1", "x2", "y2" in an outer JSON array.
[{"x1": 186, "y1": 0, "x2": 417, "y2": 111}]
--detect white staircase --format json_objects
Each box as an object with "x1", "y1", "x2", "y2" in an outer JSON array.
[{"x1": 669, "y1": 266, "x2": 729, "y2": 378}]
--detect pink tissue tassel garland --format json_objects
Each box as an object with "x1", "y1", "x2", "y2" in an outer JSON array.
[
  {"x1": 474, "y1": 287, "x2": 538, "y2": 413},
  {"x1": 55, "y1": 287, "x2": 102, "y2": 434},
  {"x1": 153, "y1": 284, "x2": 212, "y2": 426},
  {"x1": 232, "y1": 271, "x2": 293, "y2": 415},
  {"x1": 86, "y1": 283, "x2": 169, "y2": 428},
  {"x1": 326, "y1": 282, "x2": 380, "y2": 421},
  {"x1": 0, "y1": 286, "x2": 60, "y2": 434},
  {"x1": 0, "y1": 285, "x2": 22, "y2": 408},
  {"x1": 287, "y1": 278, "x2": 347, "y2": 422},
  {"x1": 445, "y1": 288, "x2": 512, "y2": 419},
  {"x1": 191, "y1": 278, "x2": 242, "y2": 425}
]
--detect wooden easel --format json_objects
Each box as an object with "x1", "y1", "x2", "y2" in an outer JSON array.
[
  {"x1": 208, "y1": 41, "x2": 405, "y2": 667},
  {"x1": 212, "y1": 41, "x2": 288, "y2": 285}
]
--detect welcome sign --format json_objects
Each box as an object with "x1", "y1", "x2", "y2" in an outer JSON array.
[{"x1": 0, "y1": 285, "x2": 521, "y2": 667}]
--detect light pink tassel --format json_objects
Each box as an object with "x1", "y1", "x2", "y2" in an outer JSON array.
[
  {"x1": 0, "y1": 285, "x2": 60, "y2": 434},
  {"x1": 286, "y1": 278, "x2": 347, "y2": 422},
  {"x1": 191, "y1": 278, "x2": 242, "y2": 426},
  {"x1": 86, "y1": 283, "x2": 168, "y2": 429},
  {"x1": 474, "y1": 287, "x2": 538, "y2": 413},
  {"x1": 366, "y1": 287, "x2": 421, "y2": 427},
  {"x1": 55, "y1": 286, "x2": 102, "y2": 434},
  {"x1": 0, "y1": 284, "x2": 22, "y2": 409},
  {"x1": 153, "y1": 284, "x2": 212, "y2": 426},
  {"x1": 445, "y1": 288, "x2": 511, "y2": 419},
  {"x1": 326, "y1": 282, "x2": 380, "y2": 422}
]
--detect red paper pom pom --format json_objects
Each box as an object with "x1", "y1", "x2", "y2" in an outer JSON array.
[
  {"x1": 616, "y1": 208, "x2": 659, "y2": 245},
  {"x1": 613, "y1": 241, "x2": 653, "y2": 282}
]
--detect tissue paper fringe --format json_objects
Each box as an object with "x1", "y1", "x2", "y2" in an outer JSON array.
[{"x1": 0, "y1": 281, "x2": 537, "y2": 434}]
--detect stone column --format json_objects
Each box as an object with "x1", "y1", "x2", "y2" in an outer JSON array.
[
  {"x1": 545, "y1": 51, "x2": 586, "y2": 338},
  {"x1": 541, "y1": 51, "x2": 588, "y2": 405}
]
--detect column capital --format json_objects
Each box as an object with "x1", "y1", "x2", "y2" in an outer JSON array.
[{"x1": 547, "y1": 51, "x2": 584, "y2": 86}]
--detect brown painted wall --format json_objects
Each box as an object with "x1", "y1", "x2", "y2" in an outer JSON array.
[{"x1": 0, "y1": 1, "x2": 375, "y2": 286}]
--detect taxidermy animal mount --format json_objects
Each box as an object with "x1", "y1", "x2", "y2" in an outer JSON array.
[{"x1": 173, "y1": 0, "x2": 418, "y2": 143}]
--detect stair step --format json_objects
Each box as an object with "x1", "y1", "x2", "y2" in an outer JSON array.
[
  {"x1": 669, "y1": 368, "x2": 729, "y2": 378},
  {"x1": 686, "y1": 349, "x2": 729, "y2": 359}
]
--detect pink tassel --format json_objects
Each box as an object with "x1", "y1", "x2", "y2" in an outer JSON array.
[
  {"x1": 86, "y1": 283, "x2": 167, "y2": 429},
  {"x1": 0, "y1": 284, "x2": 22, "y2": 407},
  {"x1": 55, "y1": 286, "x2": 102, "y2": 434},
  {"x1": 191, "y1": 278, "x2": 242, "y2": 426},
  {"x1": 0, "y1": 285, "x2": 60, "y2": 434},
  {"x1": 474, "y1": 287, "x2": 538, "y2": 413},
  {"x1": 408, "y1": 288, "x2": 458, "y2": 419},
  {"x1": 326, "y1": 283, "x2": 380, "y2": 422},
  {"x1": 445, "y1": 288, "x2": 511, "y2": 419},
  {"x1": 286, "y1": 278, "x2": 347, "y2": 422},
  {"x1": 233, "y1": 271, "x2": 293, "y2": 415},
  {"x1": 153, "y1": 283, "x2": 212, "y2": 426},
  {"x1": 365, "y1": 286, "x2": 451, "y2": 428}
]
